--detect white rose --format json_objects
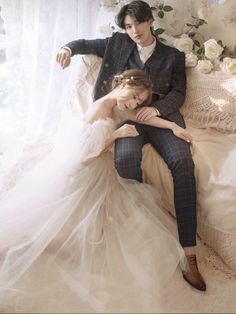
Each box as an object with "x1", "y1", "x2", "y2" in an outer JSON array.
[
  {"x1": 99, "y1": 23, "x2": 124, "y2": 37},
  {"x1": 221, "y1": 57, "x2": 236, "y2": 74},
  {"x1": 174, "y1": 34, "x2": 194, "y2": 54},
  {"x1": 148, "y1": 0, "x2": 160, "y2": 6},
  {"x1": 204, "y1": 39, "x2": 224, "y2": 60},
  {"x1": 197, "y1": 60, "x2": 214, "y2": 73},
  {"x1": 159, "y1": 32, "x2": 175, "y2": 46},
  {"x1": 99, "y1": 24, "x2": 113, "y2": 37},
  {"x1": 101, "y1": 0, "x2": 118, "y2": 11},
  {"x1": 185, "y1": 52, "x2": 198, "y2": 67}
]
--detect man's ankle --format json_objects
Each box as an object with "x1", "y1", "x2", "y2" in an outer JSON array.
[{"x1": 183, "y1": 246, "x2": 196, "y2": 256}]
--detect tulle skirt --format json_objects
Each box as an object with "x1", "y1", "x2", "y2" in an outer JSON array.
[{"x1": 0, "y1": 115, "x2": 186, "y2": 313}]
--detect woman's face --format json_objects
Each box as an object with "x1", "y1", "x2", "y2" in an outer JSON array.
[{"x1": 116, "y1": 86, "x2": 149, "y2": 111}]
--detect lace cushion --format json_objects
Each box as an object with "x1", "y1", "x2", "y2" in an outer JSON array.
[{"x1": 181, "y1": 69, "x2": 236, "y2": 133}]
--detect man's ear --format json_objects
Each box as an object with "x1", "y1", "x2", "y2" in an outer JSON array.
[{"x1": 148, "y1": 18, "x2": 154, "y2": 27}]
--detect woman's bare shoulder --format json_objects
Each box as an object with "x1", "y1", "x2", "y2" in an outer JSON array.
[{"x1": 84, "y1": 98, "x2": 113, "y2": 123}]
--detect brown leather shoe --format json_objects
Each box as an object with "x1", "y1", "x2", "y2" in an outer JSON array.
[{"x1": 182, "y1": 254, "x2": 206, "y2": 291}]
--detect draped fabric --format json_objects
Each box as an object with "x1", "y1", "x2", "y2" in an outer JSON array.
[
  {"x1": 0, "y1": 113, "x2": 186, "y2": 313},
  {"x1": 0, "y1": 0, "x2": 100, "y2": 185}
]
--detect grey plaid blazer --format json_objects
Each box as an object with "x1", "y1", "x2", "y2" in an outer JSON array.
[{"x1": 66, "y1": 32, "x2": 187, "y2": 127}]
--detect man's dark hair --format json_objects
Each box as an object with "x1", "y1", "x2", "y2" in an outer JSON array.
[{"x1": 115, "y1": 0, "x2": 154, "y2": 29}]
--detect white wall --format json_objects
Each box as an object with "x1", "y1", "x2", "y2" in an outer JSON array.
[
  {"x1": 153, "y1": 0, "x2": 236, "y2": 49},
  {"x1": 97, "y1": 0, "x2": 236, "y2": 49}
]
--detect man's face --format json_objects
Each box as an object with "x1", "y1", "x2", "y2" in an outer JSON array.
[{"x1": 124, "y1": 15, "x2": 153, "y2": 47}]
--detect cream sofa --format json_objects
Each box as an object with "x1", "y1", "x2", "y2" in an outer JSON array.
[{"x1": 74, "y1": 54, "x2": 236, "y2": 272}]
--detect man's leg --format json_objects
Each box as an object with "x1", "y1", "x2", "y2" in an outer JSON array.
[
  {"x1": 114, "y1": 121, "x2": 148, "y2": 182},
  {"x1": 145, "y1": 125, "x2": 196, "y2": 247},
  {"x1": 144, "y1": 124, "x2": 206, "y2": 291}
]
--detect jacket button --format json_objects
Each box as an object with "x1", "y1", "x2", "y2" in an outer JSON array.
[
  {"x1": 105, "y1": 63, "x2": 109, "y2": 67},
  {"x1": 103, "y1": 80, "x2": 107, "y2": 84}
]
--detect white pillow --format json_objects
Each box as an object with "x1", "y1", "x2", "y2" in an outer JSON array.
[{"x1": 181, "y1": 68, "x2": 236, "y2": 133}]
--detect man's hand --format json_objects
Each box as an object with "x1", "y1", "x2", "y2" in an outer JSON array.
[
  {"x1": 56, "y1": 48, "x2": 71, "y2": 69},
  {"x1": 135, "y1": 106, "x2": 157, "y2": 122}
]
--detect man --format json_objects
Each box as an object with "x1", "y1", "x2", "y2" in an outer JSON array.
[{"x1": 56, "y1": 0, "x2": 206, "y2": 291}]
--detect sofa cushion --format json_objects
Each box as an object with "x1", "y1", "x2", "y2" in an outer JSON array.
[{"x1": 181, "y1": 69, "x2": 236, "y2": 133}]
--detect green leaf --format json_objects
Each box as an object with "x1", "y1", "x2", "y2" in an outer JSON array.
[
  {"x1": 158, "y1": 4, "x2": 164, "y2": 10},
  {"x1": 188, "y1": 32, "x2": 196, "y2": 38},
  {"x1": 222, "y1": 46, "x2": 226, "y2": 54},
  {"x1": 200, "y1": 18, "x2": 207, "y2": 24},
  {"x1": 158, "y1": 37, "x2": 166, "y2": 43},
  {"x1": 196, "y1": 48, "x2": 204, "y2": 54},
  {"x1": 199, "y1": 19, "x2": 205, "y2": 26},
  {"x1": 198, "y1": 55, "x2": 205, "y2": 60},
  {"x1": 163, "y1": 5, "x2": 173, "y2": 12},
  {"x1": 220, "y1": 55, "x2": 224, "y2": 61},
  {"x1": 186, "y1": 23, "x2": 193, "y2": 27},
  {"x1": 150, "y1": 6, "x2": 157, "y2": 10},
  {"x1": 154, "y1": 28, "x2": 165, "y2": 35},
  {"x1": 191, "y1": 15, "x2": 197, "y2": 19},
  {"x1": 194, "y1": 40, "x2": 201, "y2": 47},
  {"x1": 158, "y1": 10, "x2": 164, "y2": 18}
]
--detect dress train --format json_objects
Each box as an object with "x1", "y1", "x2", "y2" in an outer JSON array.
[{"x1": 0, "y1": 112, "x2": 186, "y2": 313}]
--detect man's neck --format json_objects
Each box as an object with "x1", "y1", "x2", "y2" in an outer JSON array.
[{"x1": 138, "y1": 35, "x2": 155, "y2": 48}]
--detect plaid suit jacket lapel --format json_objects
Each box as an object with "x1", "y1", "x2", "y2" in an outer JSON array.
[
  {"x1": 145, "y1": 40, "x2": 165, "y2": 68},
  {"x1": 116, "y1": 37, "x2": 136, "y2": 72},
  {"x1": 116, "y1": 37, "x2": 166, "y2": 73}
]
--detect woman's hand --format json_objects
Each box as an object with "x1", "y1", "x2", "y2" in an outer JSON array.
[
  {"x1": 114, "y1": 124, "x2": 139, "y2": 139},
  {"x1": 171, "y1": 124, "x2": 192, "y2": 143},
  {"x1": 120, "y1": 112, "x2": 192, "y2": 143}
]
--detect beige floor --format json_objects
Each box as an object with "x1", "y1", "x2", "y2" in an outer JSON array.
[{"x1": 161, "y1": 238, "x2": 236, "y2": 313}]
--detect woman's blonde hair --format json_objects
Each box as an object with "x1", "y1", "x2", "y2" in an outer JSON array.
[{"x1": 112, "y1": 69, "x2": 153, "y2": 106}]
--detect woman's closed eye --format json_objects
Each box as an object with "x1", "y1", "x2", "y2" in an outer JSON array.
[{"x1": 133, "y1": 95, "x2": 143, "y2": 106}]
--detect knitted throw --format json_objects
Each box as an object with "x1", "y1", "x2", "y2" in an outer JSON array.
[{"x1": 181, "y1": 69, "x2": 236, "y2": 133}]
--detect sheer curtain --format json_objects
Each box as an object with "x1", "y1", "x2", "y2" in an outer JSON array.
[{"x1": 0, "y1": 0, "x2": 100, "y2": 186}]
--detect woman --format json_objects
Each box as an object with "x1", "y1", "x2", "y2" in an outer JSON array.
[{"x1": 0, "y1": 69, "x2": 191, "y2": 313}]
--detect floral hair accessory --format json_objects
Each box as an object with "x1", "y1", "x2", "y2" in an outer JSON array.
[{"x1": 114, "y1": 74, "x2": 124, "y2": 82}]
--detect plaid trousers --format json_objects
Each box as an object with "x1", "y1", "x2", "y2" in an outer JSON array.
[{"x1": 114, "y1": 121, "x2": 197, "y2": 247}]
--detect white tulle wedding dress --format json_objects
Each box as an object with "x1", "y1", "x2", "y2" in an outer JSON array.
[{"x1": 0, "y1": 108, "x2": 186, "y2": 313}]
